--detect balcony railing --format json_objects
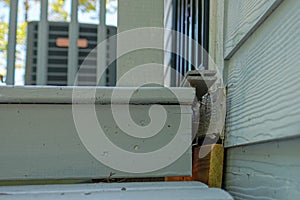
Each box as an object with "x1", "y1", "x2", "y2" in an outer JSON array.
[
  {"x1": 3, "y1": 0, "x2": 209, "y2": 87},
  {"x1": 5, "y1": 0, "x2": 108, "y2": 86},
  {"x1": 172, "y1": 0, "x2": 210, "y2": 86}
]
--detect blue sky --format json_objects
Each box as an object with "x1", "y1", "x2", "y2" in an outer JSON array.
[{"x1": 0, "y1": 0, "x2": 117, "y2": 25}]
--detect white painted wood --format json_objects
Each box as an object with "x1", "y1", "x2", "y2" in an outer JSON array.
[
  {"x1": 224, "y1": 0, "x2": 300, "y2": 147},
  {"x1": 0, "y1": 182, "x2": 233, "y2": 200},
  {"x1": 164, "y1": 0, "x2": 173, "y2": 87},
  {"x1": 208, "y1": 0, "x2": 224, "y2": 73},
  {"x1": 117, "y1": 0, "x2": 164, "y2": 86},
  {"x1": 6, "y1": 0, "x2": 19, "y2": 85},
  {"x1": 224, "y1": 0, "x2": 283, "y2": 59},
  {"x1": 0, "y1": 182, "x2": 208, "y2": 194},
  {"x1": 67, "y1": 0, "x2": 79, "y2": 85},
  {"x1": 0, "y1": 103, "x2": 192, "y2": 180},
  {"x1": 97, "y1": 0, "x2": 107, "y2": 86},
  {"x1": 224, "y1": 137, "x2": 300, "y2": 200},
  {"x1": 0, "y1": 86, "x2": 194, "y2": 180},
  {"x1": 36, "y1": 0, "x2": 49, "y2": 85},
  {"x1": 0, "y1": 86, "x2": 195, "y2": 104}
]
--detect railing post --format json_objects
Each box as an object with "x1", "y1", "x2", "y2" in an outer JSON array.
[
  {"x1": 97, "y1": 0, "x2": 107, "y2": 86},
  {"x1": 117, "y1": 0, "x2": 165, "y2": 86},
  {"x1": 36, "y1": 0, "x2": 49, "y2": 85},
  {"x1": 6, "y1": 0, "x2": 19, "y2": 85},
  {"x1": 67, "y1": 0, "x2": 79, "y2": 86}
]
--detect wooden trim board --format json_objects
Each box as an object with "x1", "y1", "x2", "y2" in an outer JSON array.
[{"x1": 165, "y1": 144, "x2": 224, "y2": 188}]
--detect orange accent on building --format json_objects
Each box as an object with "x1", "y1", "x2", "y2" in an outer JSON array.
[{"x1": 56, "y1": 38, "x2": 88, "y2": 48}]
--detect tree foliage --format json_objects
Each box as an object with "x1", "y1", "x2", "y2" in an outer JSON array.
[
  {"x1": 0, "y1": 22, "x2": 8, "y2": 53},
  {"x1": 50, "y1": 0, "x2": 68, "y2": 21},
  {"x1": 78, "y1": 0, "x2": 97, "y2": 12},
  {"x1": 0, "y1": 0, "x2": 115, "y2": 71},
  {"x1": 49, "y1": 0, "x2": 98, "y2": 21}
]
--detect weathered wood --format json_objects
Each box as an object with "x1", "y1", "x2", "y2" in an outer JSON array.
[
  {"x1": 224, "y1": 0, "x2": 283, "y2": 59},
  {"x1": 224, "y1": 137, "x2": 300, "y2": 200},
  {"x1": 192, "y1": 145, "x2": 224, "y2": 188},
  {"x1": 165, "y1": 176, "x2": 193, "y2": 182},
  {"x1": 166, "y1": 145, "x2": 224, "y2": 188},
  {"x1": 225, "y1": 0, "x2": 300, "y2": 147}
]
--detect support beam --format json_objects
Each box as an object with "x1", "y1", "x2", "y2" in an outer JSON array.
[
  {"x1": 36, "y1": 0, "x2": 49, "y2": 85},
  {"x1": 117, "y1": 0, "x2": 165, "y2": 86},
  {"x1": 67, "y1": 0, "x2": 79, "y2": 86},
  {"x1": 6, "y1": 0, "x2": 18, "y2": 85},
  {"x1": 97, "y1": 0, "x2": 107, "y2": 86}
]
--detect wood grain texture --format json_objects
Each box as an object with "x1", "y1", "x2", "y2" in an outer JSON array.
[
  {"x1": 225, "y1": 0, "x2": 300, "y2": 147},
  {"x1": 192, "y1": 145, "x2": 224, "y2": 188},
  {"x1": 224, "y1": 0, "x2": 282, "y2": 59},
  {"x1": 224, "y1": 137, "x2": 300, "y2": 200},
  {"x1": 166, "y1": 145, "x2": 224, "y2": 188}
]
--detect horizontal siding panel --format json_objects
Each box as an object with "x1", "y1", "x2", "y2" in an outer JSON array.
[
  {"x1": 224, "y1": 137, "x2": 300, "y2": 200},
  {"x1": 225, "y1": 0, "x2": 300, "y2": 147},
  {"x1": 224, "y1": 0, "x2": 282, "y2": 59}
]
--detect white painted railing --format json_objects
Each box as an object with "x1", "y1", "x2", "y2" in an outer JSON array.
[{"x1": 5, "y1": 0, "x2": 107, "y2": 86}]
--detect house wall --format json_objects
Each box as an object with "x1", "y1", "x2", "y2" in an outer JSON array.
[
  {"x1": 222, "y1": 0, "x2": 300, "y2": 199},
  {"x1": 225, "y1": 137, "x2": 300, "y2": 199}
]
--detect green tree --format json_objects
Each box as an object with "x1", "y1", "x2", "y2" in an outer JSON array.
[
  {"x1": 0, "y1": 0, "x2": 116, "y2": 71},
  {"x1": 50, "y1": 0, "x2": 98, "y2": 21},
  {"x1": 0, "y1": 22, "x2": 8, "y2": 53},
  {"x1": 0, "y1": 0, "x2": 35, "y2": 69},
  {"x1": 49, "y1": 0, "x2": 68, "y2": 21}
]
